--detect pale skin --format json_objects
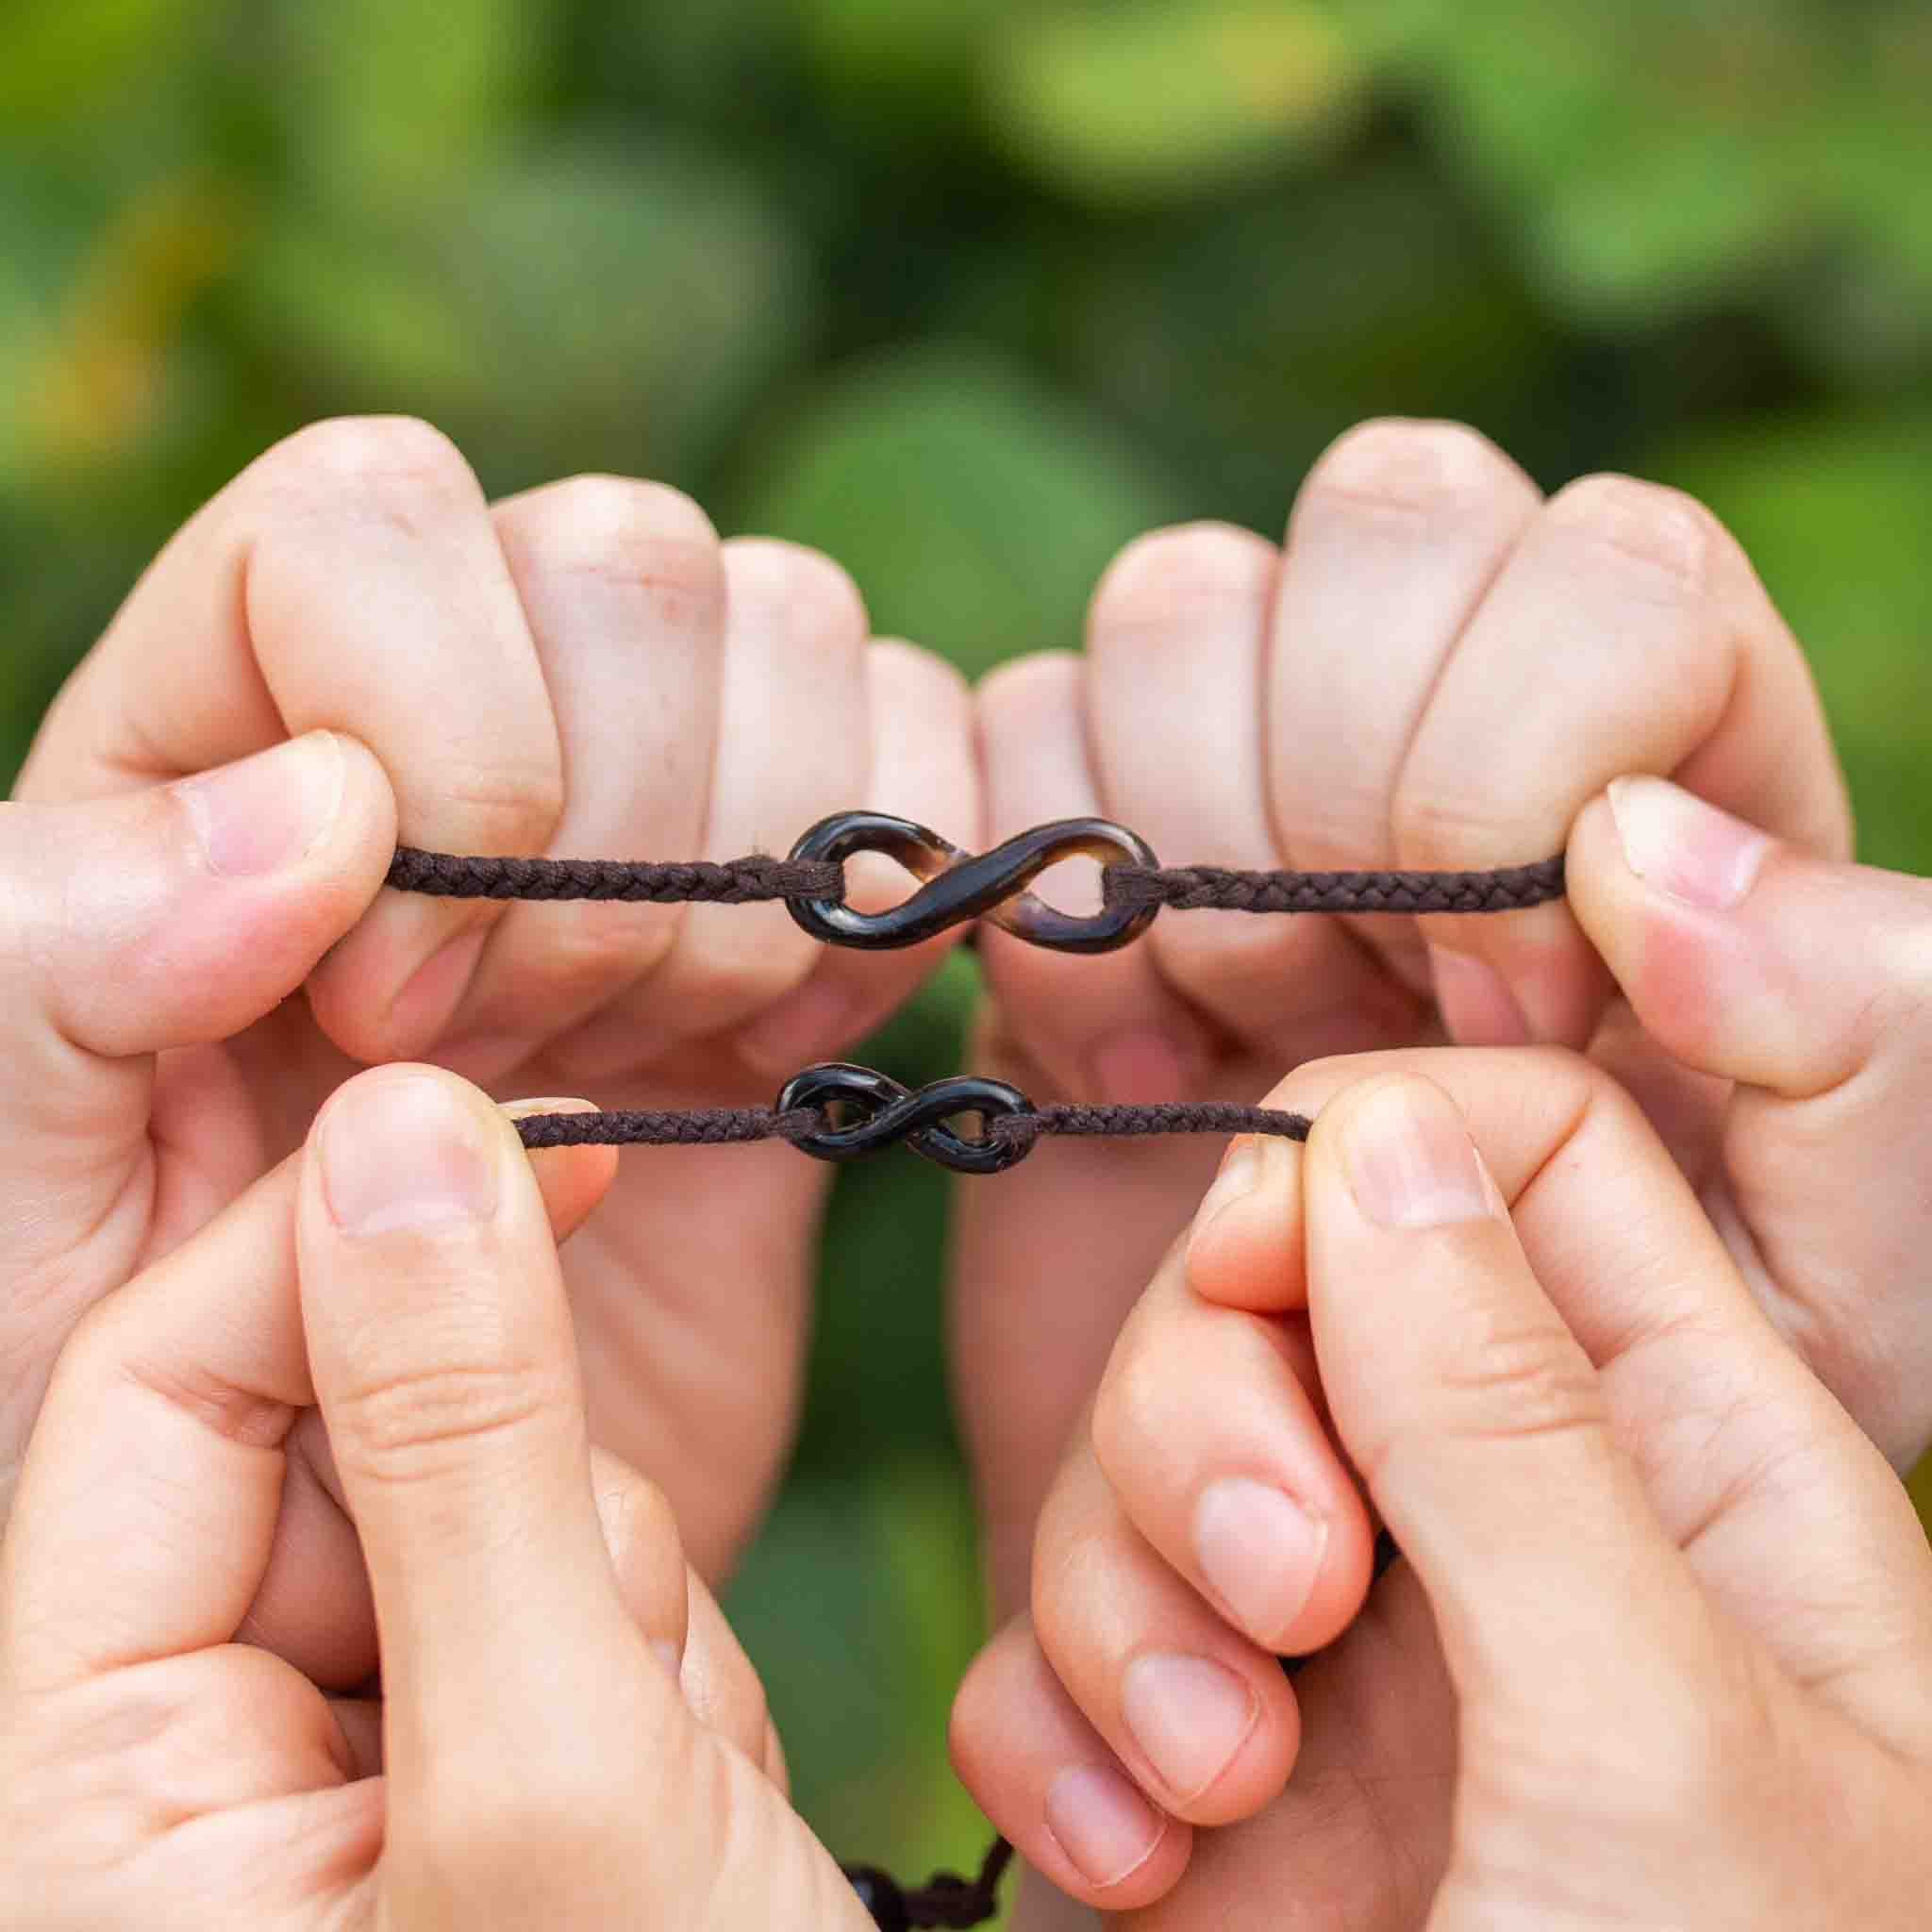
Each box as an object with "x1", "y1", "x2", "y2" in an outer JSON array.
[
  {"x1": 0, "y1": 415, "x2": 981, "y2": 1690},
  {"x1": 949, "y1": 1058, "x2": 1932, "y2": 1926},
  {"x1": 4, "y1": 413, "x2": 1931, "y2": 1922},
  {"x1": 0, "y1": 1064, "x2": 877, "y2": 1929},
  {"x1": 943, "y1": 418, "x2": 1932, "y2": 1926}
]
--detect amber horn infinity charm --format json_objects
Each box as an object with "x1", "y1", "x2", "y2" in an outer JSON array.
[{"x1": 784, "y1": 809, "x2": 1160, "y2": 953}]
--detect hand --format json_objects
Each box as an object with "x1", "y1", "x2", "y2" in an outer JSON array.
[
  {"x1": 951, "y1": 1055, "x2": 1932, "y2": 1924},
  {"x1": 3, "y1": 416, "x2": 977, "y2": 1636},
  {"x1": 949, "y1": 416, "x2": 1854, "y2": 1621},
  {"x1": 0, "y1": 1065, "x2": 872, "y2": 1930}
]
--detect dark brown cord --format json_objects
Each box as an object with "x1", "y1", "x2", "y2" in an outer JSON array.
[
  {"x1": 388, "y1": 847, "x2": 841, "y2": 903},
  {"x1": 389, "y1": 845, "x2": 1565, "y2": 919},
  {"x1": 512, "y1": 1098, "x2": 1312, "y2": 1158},
  {"x1": 1104, "y1": 855, "x2": 1567, "y2": 916}
]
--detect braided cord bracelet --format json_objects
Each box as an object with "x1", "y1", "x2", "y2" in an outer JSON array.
[{"x1": 386, "y1": 809, "x2": 1559, "y2": 1922}]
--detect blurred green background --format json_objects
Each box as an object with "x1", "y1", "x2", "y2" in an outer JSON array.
[{"x1": 4, "y1": 0, "x2": 1929, "y2": 1906}]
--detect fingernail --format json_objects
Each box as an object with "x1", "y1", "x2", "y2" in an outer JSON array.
[
  {"x1": 1042, "y1": 1762, "x2": 1166, "y2": 1890},
  {"x1": 1607, "y1": 775, "x2": 1771, "y2": 911},
  {"x1": 321, "y1": 1074, "x2": 500, "y2": 1236},
  {"x1": 1427, "y1": 945, "x2": 1532, "y2": 1046},
  {"x1": 1192, "y1": 1477, "x2": 1328, "y2": 1645},
  {"x1": 1120, "y1": 1652, "x2": 1258, "y2": 1803},
  {"x1": 1341, "y1": 1079, "x2": 1491, "y2": 1230},
  {"x1": 181, "y1": 731, "x2": 345, "y2": 878}
]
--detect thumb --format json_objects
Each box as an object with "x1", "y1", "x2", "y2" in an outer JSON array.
[
  {"x1": 0, "y1": 728, "x2": 394, "y2": 1168},
  {"x1": 297, "y1": 1066, "x2": 653, "y2": 1785},
  {"x1": 1569, "y1": 777, "x2": 1932, "y2": 1464},
  {"x1": 0, "y1": 732, "x2": 393, "y2": 1493},
  {"x1": 1302, "y1": 1072, "x2": 1709, "y2": 1728},
  {"x1": 297, "y1": 1066, "x2": 870, "y2": 1928}
]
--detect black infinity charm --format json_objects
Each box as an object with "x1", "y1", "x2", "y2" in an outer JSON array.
[
  {"x1": 776, "y1": 1061, "x2": 1032, "y2": 1174},
  {"x1": 785, "y1": 809, "x2": 1160, "y2": 954}
]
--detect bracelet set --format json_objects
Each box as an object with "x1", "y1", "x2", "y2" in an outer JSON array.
[{"x1": 391, "y1": 808, "x2": 1562, "y2": 1926}]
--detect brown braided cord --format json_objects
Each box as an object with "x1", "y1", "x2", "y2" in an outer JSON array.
[
  {"x1": 992, "y1": 1100, "x2": 1311, "y2": 1151},
  {"x1": 389, "y1": 845, "x2": 1564, "y2": 916},
  {"x1": 388, "y1": 847, "x2": 841, "y2": 903},
  {"x1": 512, "y1": 1100, "x2": 1310, "y2": 1155},
  {"x1": 1104, "y1": 854, "x2": 1567, "y2": 916},
  {"x1": 513, "y1": 1107, "x2": 820, "y2": 1148}
]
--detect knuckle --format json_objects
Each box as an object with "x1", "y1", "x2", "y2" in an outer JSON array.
[
  {"x1": 502, "y1": 475, "x2": 724, "y2": 607},
  {"x1": 328, "y1": 1357, "x2": 560, "y2": 1491},
  {"x1": 511, "y1": 906, "x2": 679, "y2": 1006},
  {"x1": 1303, "y1": 418, "x2": 1526, "y2": 524},
  {"x1": 260, "y1": 415, "x2": 478, "y2": 532},
  {"x1": 1089, "y1": 521, "x2": 1276, "y2": 639},
  {"x1": 1389, "y1": 782, "x2": 1526, "y2": 871},
  {"x1": 1431, "y1": 1311, "x2": 1605, "y2": 1449},
  {"x1": 438, "y1": 751, "x2": 567, "y2": 854},
  {"x1": 722, "y1": 537, "x2": 869, "y2": 657},
  {"x1": 1544, "y1": 474, "x2": 1719, "y2": 594}
]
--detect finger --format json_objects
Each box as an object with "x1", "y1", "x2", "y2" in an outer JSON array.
[
  {"x1": 1265, "y1": 419, "x2": 1543, "y2": 1015},
  {"x1": 1303, "y1": 1072, "x2": 1712, "y2": 1726},
  {"x1": 3, "y1": 1106, "x2": 617, "y2": 1694},
  {"x1": 19, "y1": 416, "x2": 566, "y2": 1062},
  {"x1": 588, "y1": 1444, "x2": 691, "y2": 1674},
  {"x1": 296, "y1": 1065, "x2": 649, "y2": 1772},
  {"x1": 974, "y1": 650, "x2": 1214, "y2": 1105},
  {"x1": 1391, "y1": 473, "x2": 1850, "y2": 1047},
  {"x1": 0, "y1": 1159, "x2": 312, "y2": 1695},
  {"x1": 1572, "y1": 778, "x2": 1932, "y2": 1467},
  {"x1": 1194, "y1": 1046, "x2": 1932, "y2": 1742},
  {"x1": 1032, "y1": 1419, "x2": 1303, "y2": 1824},
  {"x1": 1087, "y1": 523, "x2": 1390, "y2": 1066},
  {"x1": 950, "y1": 1614, "x2": 1190, "y2": 1910},
  {"x1": 737, "y1": 639, "x2": 979, "y2": 1078},
  {"x1": 676, "y1": 1566, "x2": 780, "y2": 1773},
  {"x1": 554, "y1": 538, "x2": 871, "y2": 1081},
  {"x1": 1089, "y1": 1247, "x2": 1374, "y2": 1657},
  {"x1": 438, "y1": 478, "x2": 726, "y2": 1087},
  {"x1": 0, "y1": 737, "x2": 393, "y2": 1441}
]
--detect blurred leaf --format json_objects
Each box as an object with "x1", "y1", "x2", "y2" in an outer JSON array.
[
  {"x1": 242, "y1": 132, "x2": 816, "y2": 490},
  {"x1": 986, "y1": 0, "x2": 1367, "y2": 208},
  {"x1": 1649, "y1": 410, "x2": 1932, "y2": 874},
  {"x1": 0, "y1": 0, "x2": 201, "y2": 128},
  {"x1": 796, "y1": 0, "x2": 1008, "y2": 128},
  {"x1": 736, "y1": 343, "x2": 1179, "y2": 677},
  {"x1": 13, "y1": 173, "x2": 245, "y2": 476},
  {"x1": 1052, "y1": 158, "x2": 1561, "y2": 526},
  {"x1": 272, "y1": 0, "x2": 558, "y2": 213}
]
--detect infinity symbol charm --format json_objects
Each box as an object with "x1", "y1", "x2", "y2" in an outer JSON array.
[
  {"x1": 776, "y1": 1061, "x2": 1033, "y2": 1174},
  {"x1": 785, "y1": 810, "x2": 1160, "y2": 954}
]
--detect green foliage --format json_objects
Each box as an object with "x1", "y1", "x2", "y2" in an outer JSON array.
[
  {"x1": 986, "y1": 1, "x2": 1368, "y2": 207},
  {"x1": 740, "y1": 344, "x2": 1177, "y2": 674},
  {"x1": 4, "y1": 0, "x2": 1930, "y2": 1894}
]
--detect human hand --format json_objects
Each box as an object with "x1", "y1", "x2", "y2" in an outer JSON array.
[
  {"x1": 3, "y1": 415, "x2": 977, "y2": 1623},
  {"x1": 951, "y1": 1053, "x2": 1932, "y2": 1924},
  {"x1": 0, "y1": 1064, "x2": 872, "y2": 1930},
  {"x1": 949, "y1": 418, "x2": 1855, "y2": 1637}
]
